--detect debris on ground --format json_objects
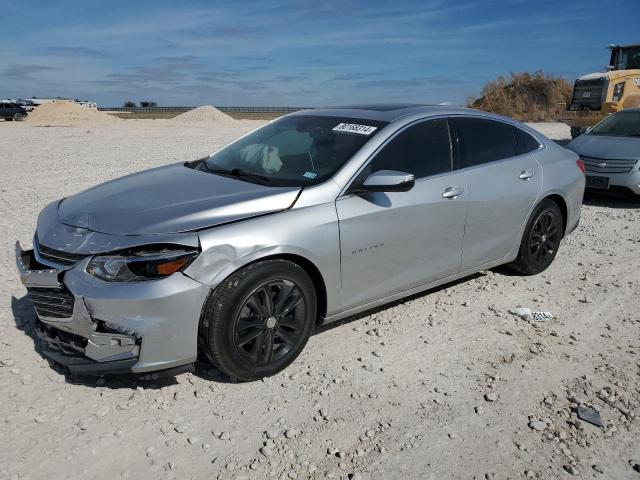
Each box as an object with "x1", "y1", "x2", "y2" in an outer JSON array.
[
  {"x1": 510, "y1": 307, "x2": 553, "y2": 322},
  {"x1": 576, "y1": 406, "x2": 604, "y2": 428}
]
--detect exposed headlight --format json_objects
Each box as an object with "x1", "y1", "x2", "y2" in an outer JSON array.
[
  {"x1": 612, "y1": 82, "x2": 625, "y2": 102},
  {"x1": 86, "y1": 247, "x2": 198, "y2": 282}
]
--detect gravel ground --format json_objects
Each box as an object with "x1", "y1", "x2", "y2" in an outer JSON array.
[{"x1": 1, "y1": 120, "x2": 639, "y2": 480}]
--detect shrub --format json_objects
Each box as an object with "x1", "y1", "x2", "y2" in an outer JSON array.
[
  {"x1": 123, "y1": 101, "x2": 136, "y2": 108},
  {"x1": 468, "y1": 71, "x2": 572, "y2": 122}
]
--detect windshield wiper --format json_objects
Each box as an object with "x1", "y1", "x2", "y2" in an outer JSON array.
[{"x1": 206, "y1": 167, "x2": 272, "y2": 185}]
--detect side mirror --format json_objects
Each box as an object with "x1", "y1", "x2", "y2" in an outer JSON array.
[{"x1": 353, "y1": 170, "x2": 415, "y2": 193}]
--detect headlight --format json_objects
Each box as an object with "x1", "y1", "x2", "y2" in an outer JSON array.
[
  {"x1": 86, "y1": 247, "x2": 198, "y2": 282},
  {"x1": 612, "y1": 82, "x2": 625, "y2": 102}
]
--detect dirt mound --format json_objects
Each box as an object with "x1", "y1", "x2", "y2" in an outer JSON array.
[
  {"x1": 170, "y1": 105, "x2": 233, "y2": 124},
  {"x1": 468, "y1": 71, "x2": 572, "y2": 122},
  {"x1": 27, "y1": 101, "x2": 120, "y2": 126}
]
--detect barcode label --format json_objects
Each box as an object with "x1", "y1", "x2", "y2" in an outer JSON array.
[{"x1": 332, "y1": 123, "x2": 378, "y2": 135}]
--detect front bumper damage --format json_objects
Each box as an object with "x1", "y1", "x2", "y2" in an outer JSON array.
[{"x1": 15, "y1": 241, "x2": 210, "y2": 376}]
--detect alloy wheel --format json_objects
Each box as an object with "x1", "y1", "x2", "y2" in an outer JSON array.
[
  {"x1": 233, "y1": 279, "x2": 306, "y2": 366},
  {"x1": 528, "y1": 210, "x2": 560, "y2": 266}
]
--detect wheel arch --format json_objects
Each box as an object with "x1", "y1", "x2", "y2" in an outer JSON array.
[
  {"x1": 201, "y1": 252, "x2": 329, "y2": 324},
  {"x1": 263, "y1": 253, "x2": 328, "y2": 324},
  {"x1": 542, "y1": 193, "x2": 568, "y2": 236},
  {"x1": 508, "y1": 191, "x2": 570, "y2": 261}
]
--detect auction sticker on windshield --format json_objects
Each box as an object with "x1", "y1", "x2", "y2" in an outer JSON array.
[{"x1": 332, "y1": 123, "x2": 378, "y2": 135}]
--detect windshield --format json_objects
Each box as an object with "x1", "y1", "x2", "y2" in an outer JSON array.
[
  {"x1": 201, "y1": 115, "x2": 388, "y2": 186},
  {"x1": 589, "y1": 111, "x2": 640, "y2": 137}
]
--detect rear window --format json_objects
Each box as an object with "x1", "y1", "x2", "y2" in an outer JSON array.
[
  {"x1": 514, "y1": 128, "x2": 541, "y2": 155},
  {"x1": 451, "y1": 117, "x2": 516, "y2": 167}
]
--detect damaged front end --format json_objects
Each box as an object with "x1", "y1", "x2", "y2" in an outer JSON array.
[
  {"x1": 17, "y1": 241, "x2": 141, "y2": 374},
  {"x1": 15, "y1": 228, "x2": 210, "y2": 376}
]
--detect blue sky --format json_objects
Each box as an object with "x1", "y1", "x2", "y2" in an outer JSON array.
[{"x1": 1, "y1": 0, "x2": 638, "y2": 107}]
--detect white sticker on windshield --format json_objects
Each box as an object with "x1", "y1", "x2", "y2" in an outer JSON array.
[
  {"x1": 303, "y1": 171, "x2": 317, "y2": 179},
  {"x1": 332, "y1": 123, "x2": 378, "y2": 135}
]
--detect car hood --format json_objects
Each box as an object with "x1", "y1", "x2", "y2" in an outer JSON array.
[
  {"x1": 566, "y1": 134, "x2": 640, "y2": 160},
  {"x1": 58, "y1": 163, "x2": 301, "y2": 235}
]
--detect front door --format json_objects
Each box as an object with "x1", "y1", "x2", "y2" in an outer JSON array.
[{"x1": 336, "y1": 118, "x2": 468, "y2": 311}]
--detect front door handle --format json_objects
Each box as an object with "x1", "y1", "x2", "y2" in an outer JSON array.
[
  {"x1": 442, "y1": 187, "x2": 464, "y2": 199},
  {"x1": 519, "y1": 170, "x2": 534, "y2": 180}
]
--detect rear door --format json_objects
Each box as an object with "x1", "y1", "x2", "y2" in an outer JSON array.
[
  {"x1": 450, "y1": 117, "x2": 543, "y2": 270},
  {"x1": 336, "y1": 118, "x2": 468, "y2": 311}
]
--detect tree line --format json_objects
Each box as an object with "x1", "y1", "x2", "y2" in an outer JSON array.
[{"x1": 122, "y1": 100, "x2": 157, "y2": 108}]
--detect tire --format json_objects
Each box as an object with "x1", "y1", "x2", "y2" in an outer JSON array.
[
  {"x1": 199, "y1": 259, "x2": 317, "y2": 381},
  {"x1": 13, "y1": 113, "x2": 24, "y2": 121},
  {"x1": 508, "y1": 199, "x2": 563, "y2": 275},
  {"x1": 5, "y1": 117, "x2": 12, "y2": 122}
]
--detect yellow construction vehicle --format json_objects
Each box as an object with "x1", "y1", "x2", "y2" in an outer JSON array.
[{"x1": 559, "y1": 44, "x2": 640, "y2": 138}]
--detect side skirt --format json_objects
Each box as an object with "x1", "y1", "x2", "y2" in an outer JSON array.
[{"x1": 321, "y1": 255, "x2": 515, "y2": 325}]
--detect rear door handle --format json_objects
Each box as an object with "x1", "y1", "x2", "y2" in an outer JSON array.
[
  {"x1": 442, "y1": 187, "x2": 464, "y2": 199},
  {"x1": 519, "y1": 170, "x2": 534, "y2": 180}
]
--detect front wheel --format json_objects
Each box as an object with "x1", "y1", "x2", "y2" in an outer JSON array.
[
  {"x1": 199, "y1": 259, "x2": 317, "y2": 381},
  {"x1": 13, "y1": 113, "x2": 25, "y2": 121},
  {"x1": 508, "y1": 200, "x2": 563, "y2": 275}
]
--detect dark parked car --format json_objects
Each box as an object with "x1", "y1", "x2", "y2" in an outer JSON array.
[{"x1": 0, "y1": 102, "x2": 28, "y2": 121}]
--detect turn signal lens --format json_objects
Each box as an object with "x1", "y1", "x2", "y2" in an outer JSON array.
[
  {"x1": 156, "y1": 257, "x2": 191, "y2": 276},
  {"x1": 576, "y1": 158, "x2": 586, "y2": 175}
]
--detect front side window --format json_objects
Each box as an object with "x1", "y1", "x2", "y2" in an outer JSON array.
[
  {"x1": 199, "y1": 115, "x2": 388, "y2": 187},
  {"x1": 366, "y1": 118, "x2": 452, "y2": 179},
  {"x1": 451, "y1": 117, "x2": 516, "y2": 167},
  {"x1": 589, "y1": 111, "x2": 640, "y2": 137}
]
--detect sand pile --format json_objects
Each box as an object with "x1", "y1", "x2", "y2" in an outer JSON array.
[
  {"x1": 27, "y1": 101, "x2": 120, "y2": 126},
  {"x1": 170, "y1": 105, "x2": 234, "y2": 124}
]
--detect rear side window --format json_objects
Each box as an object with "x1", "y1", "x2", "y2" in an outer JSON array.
[
  {"x1": 369, "y1": 118, "x2": 452, "y2": 179},
  {"x1": 514, "y1": 127, "x2": 541, "y2": 155},
  {"x1": 451, "y1": 117, "x2": 516, "y2": 167}
]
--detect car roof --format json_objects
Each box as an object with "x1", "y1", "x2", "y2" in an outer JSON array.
[{"x1": 291, "y1": 104, "x2": 487, "y2": 122}]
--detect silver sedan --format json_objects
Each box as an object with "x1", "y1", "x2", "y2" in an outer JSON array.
[
  {"x1": 16, "y1": 105, "x2": 585, "y2": 380},
  {"x1": 566, "y1": 109, "x2": 640, "y2": 196}
]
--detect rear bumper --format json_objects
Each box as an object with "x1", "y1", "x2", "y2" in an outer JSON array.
[{"x1": 16, "y1": 241, "x2": 210, "y2": 375}]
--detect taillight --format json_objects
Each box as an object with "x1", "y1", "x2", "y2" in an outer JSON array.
[{"x1": 576, "y1": 158, "x2": 586, "y2": 175}]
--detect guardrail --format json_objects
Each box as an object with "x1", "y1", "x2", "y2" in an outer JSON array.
[{"x1": 99, "y1": 106, "x2": 309, "y2": 113}]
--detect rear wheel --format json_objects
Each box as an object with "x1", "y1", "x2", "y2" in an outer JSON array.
[
  {"x1": 509, "y1": 200, "x2": 563, "y2": 275},
  {"x1": 199, "y1": 259, "x2": 317, "y2": 381}
]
